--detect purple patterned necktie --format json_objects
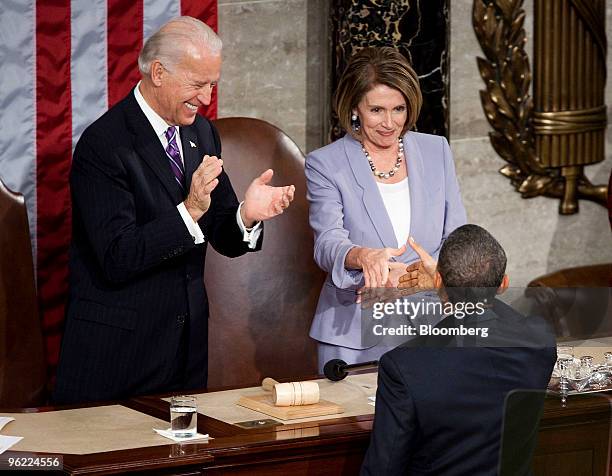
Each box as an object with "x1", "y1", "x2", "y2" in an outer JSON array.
[{"x1": 164, "y1": 126, "x2": 185, "y2": 190}]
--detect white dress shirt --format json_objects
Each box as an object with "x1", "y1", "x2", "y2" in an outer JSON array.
[{"x1": 133, "y1": 82, "x2": 261, "y2": 248}]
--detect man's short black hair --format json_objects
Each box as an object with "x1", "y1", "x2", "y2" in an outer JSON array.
[{"x1": 438, "y1": 224, "x2": 507, "y2": 303}]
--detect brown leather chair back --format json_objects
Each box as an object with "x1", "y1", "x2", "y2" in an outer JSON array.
[
  {"x1": 0, "y1": 178, "x2": 46, "y2": 407},
  {"x1": 527, "y1": 264, "x2": 612, "y2": 340},
  {"x1": 206, "y1": 118, "x2": 324, "y2": 389}
]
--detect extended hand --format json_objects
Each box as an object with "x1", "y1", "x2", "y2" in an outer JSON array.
[
  {"x1": 351, "y1": 245, "x2": 407, "y2": 305},
  {"x1": 357, "y1": 245, "x2": 407, "y2": 289},
  {"x1": 241, "y1": 169, "x2": 295, "y2": 226},
  {"x1": 358, "y1": 262, "x2": 408, "y2": 307},
  {"x1": 398, "y1": 237, "x2": 437, "y2": 293},
  {"x1": 184, "y1": 155, "x2": 223, "y2": 222}
]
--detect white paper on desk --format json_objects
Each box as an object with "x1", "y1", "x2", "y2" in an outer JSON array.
[
  {"x1": 0, "y1": 417, "x2": 14, "y2": 432},
  {"x1": 153, "y1": 428, "x2": 211, "y2": 443},
  {"x1": 0, "y1": 435, "x2": 23, "y2": 454}
]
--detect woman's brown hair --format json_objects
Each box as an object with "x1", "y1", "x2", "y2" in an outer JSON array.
[{"x1": 334, "y1": 47, "x2": 422, "y2": 136}]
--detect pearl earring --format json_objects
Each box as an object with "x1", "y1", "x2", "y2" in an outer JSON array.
[{"x1": 351, "y1": 113, "x2": 360, "y2": 132}]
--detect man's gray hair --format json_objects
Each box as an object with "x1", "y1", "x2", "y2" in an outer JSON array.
[{"x1": 138, "y1": 16, "x2": 222, "y2": 75}]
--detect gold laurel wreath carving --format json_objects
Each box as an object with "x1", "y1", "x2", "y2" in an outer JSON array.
[
  {"x1": 472, "y1": 0, "x2": 559, "y2": 198},
  {"x1": 472, "y1": 0, "x2": 608, "y2": 209}
]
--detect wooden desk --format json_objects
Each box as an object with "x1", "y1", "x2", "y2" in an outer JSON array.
[
  {"x1": 534, "y1": 393, "x2": 612, "y2": 476},
  {"x1": 1, "y1": 381, "x2": 610, "y2": 475}
]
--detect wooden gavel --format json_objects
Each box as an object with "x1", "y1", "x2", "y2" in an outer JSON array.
[{"x1": 262, "y1": 378, "x2": 320, "y2": 406}]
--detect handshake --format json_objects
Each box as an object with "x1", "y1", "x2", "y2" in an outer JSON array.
[{"x1": 351, "y1": 236, "x2": 438, "y2": 307}]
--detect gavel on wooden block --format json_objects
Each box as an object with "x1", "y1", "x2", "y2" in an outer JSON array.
[{"x1": 261, "y1": 378, "x2": 320, "y2": 406}]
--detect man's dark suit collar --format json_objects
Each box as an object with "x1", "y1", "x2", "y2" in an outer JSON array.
[{"x1": 122, "y1": 89, "x2": 189, "y2": 204}]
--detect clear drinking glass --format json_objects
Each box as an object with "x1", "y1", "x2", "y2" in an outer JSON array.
[
  {"x1": 579, "y1": 356, "x2": 594, "y2": 376},
  {"x1": 170, "y1": 395, "x2": 197, "y2": 438},
  {"x1": 554, "y1": 345, "x2": 574, "y2": 379},
  {"x1": 556, "y1": 345, "x2": 574, "y2": 361}
]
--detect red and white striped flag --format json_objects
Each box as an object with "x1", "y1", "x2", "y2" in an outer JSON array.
[{"x1": 0, "y1": 0, "x2": 218, "y2": 376}]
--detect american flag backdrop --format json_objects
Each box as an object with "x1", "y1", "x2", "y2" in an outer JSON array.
[{"x1": 0, "y1": 0, "x2": 218, "y2": 377}]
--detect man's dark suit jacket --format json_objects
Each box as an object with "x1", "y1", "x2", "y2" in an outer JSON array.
[
  {"x1": 53, "y1": 91, "x2": 260, "y2": 405},
  {"x1": 361, "y1": 299, "x2": 556, "y2": 476}
]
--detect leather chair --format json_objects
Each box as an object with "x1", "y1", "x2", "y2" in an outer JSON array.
[
  {"x1": 526, "y1": 264, "x2": 612, "y2": 340},
  {"x1": 0, "y1": 178, "x2": 46, "y2": 407},
  {"x1": 526, "y1": 174, "x2": 612, "y2": 340},
  {"x1": 499, "y1": 390, "x2": 548, "y2": 476},
  {"x1": 206, "y1": 118, "x2": 325, "y2": 389}
]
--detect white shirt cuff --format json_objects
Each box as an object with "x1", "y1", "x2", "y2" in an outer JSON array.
[
  {"x1": 177, "y1": 202, "x2": 205, "y2": 244},
  {"x1": 237, "y1": 202, "x2": 262, "y2": 250}
]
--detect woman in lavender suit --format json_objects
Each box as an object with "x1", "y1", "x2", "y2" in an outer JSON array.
[{"x1": 305, "y1": 47, "x2": 467, "y2": 372}]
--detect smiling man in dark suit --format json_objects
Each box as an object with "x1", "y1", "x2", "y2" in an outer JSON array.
[{"x1": 53, "y1": 16, "x2": 294, "y2": 405}]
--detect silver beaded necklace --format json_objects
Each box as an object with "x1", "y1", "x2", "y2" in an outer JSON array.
[{"x1": 361, "y1": 137, "x2": 404, "y2": 179}]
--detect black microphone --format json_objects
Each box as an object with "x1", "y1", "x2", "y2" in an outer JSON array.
[{"x1": 323, "y1": 359, "x2": 379, "y2": 381}]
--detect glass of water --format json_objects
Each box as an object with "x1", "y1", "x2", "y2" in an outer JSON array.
[{"x1": 170, "y1": 395, "x2": 197, "y2": 438}]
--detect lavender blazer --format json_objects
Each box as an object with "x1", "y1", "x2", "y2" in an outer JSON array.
[{"x1": 305, "y1": 131, "x2": 467, "y2": 349}]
